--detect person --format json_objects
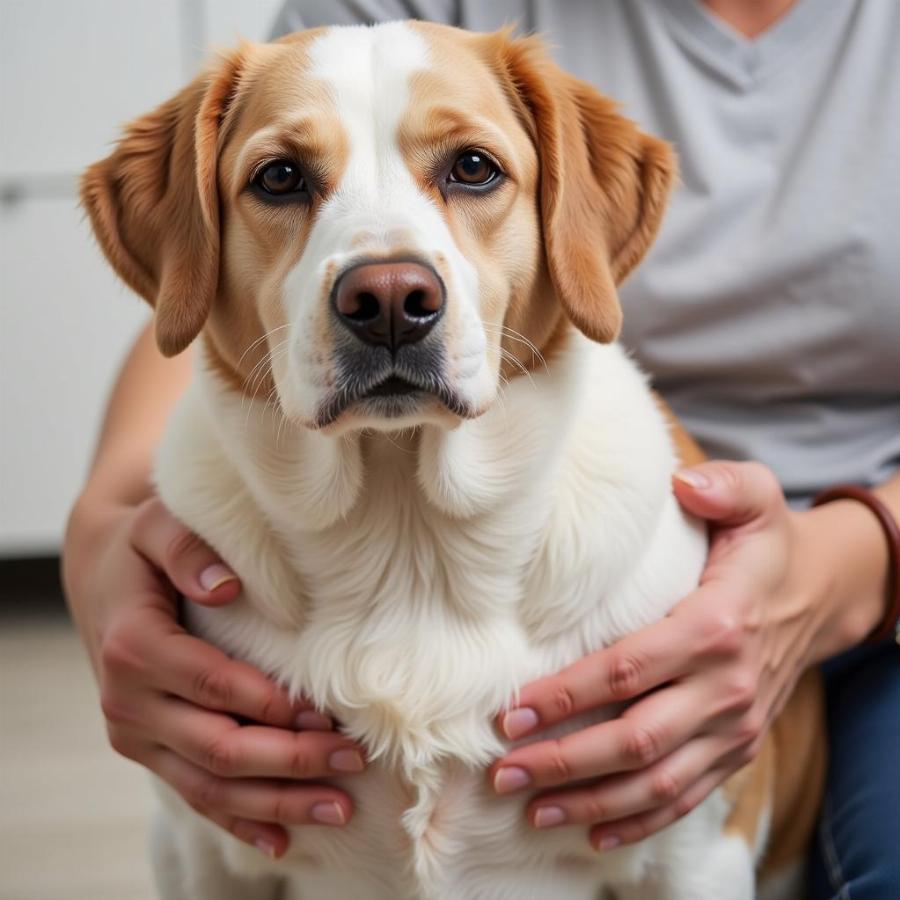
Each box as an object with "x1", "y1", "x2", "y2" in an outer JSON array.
[{"x1": 62, "y1": 0, "x2": 900, "y2": 896}]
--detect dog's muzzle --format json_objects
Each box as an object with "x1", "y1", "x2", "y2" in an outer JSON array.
[{"x1": 316, "y1": 259, "x2": 465, "y2": 427}]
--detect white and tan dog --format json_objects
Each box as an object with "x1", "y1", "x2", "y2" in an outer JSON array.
[{"x1": 82, "y1": 21, "x2": 823, "y2": 900}]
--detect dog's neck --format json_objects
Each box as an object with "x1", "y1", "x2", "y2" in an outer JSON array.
[{"x1": 190, "y1": 328, "x2": 591, "y2": 533}]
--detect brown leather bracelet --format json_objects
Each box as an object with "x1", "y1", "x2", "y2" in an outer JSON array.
[{"x1": 812, "y1": 484, "x2": 900, "y2": 645}]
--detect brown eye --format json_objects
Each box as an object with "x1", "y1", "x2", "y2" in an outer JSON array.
[
  {"x1": 254, "y1": 160, "x2": 307, "y2": 197},
  {"x1": 449, "y1": 151, "x2": 499, "y2": 187}
]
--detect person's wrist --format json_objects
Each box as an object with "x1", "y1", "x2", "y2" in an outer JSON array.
[
  {"x1": 62, "y1": 489, "x2": 140, "y2": 659},
  {"x1": 797, "y1": 499, "x2": 890, "y2": 662},
  {"x1": 64, "y1": 488, "x2": 131, "y2": 575},
  {"x1": 815, "y1": 485, "x2": 900, "y2": 645}
]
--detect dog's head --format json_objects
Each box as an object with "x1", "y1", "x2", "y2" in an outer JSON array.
[{"x1": 82, "y1": 23, "x2": 674, "y2": 433}]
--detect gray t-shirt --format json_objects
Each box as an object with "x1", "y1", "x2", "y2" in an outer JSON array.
[{"x1": 271, "y1": 0, "x2": 900, "y2": 504}]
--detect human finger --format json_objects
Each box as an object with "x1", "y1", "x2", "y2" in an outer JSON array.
[
  {"x1": 129, "y1": 497, "x2": 240, "y2": 606},
  {"x1": 152, "y1": 748, "x2": 354, "y2": 827}
]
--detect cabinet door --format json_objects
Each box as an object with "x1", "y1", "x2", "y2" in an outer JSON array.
[
  {"x1": 0, "y1": 195, "x2": 150, "y2": 553},
  {"x1": 0, "y1": 0, "x2": 186, "y2": 554},
  {"x1": 0, "y1": 0, "x2": 186, "y2": 178}
]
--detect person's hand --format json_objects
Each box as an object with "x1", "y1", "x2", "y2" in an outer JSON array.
[
  {"x1": 63, "y1": 494, "x2": 365, "y2": 859},
  {"x1": 488, "y1": 460, "x2": 887, "y2": 851}
]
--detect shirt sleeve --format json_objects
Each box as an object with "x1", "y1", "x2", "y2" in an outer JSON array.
[{"x1": 269, "y1": 0, "x2": 460, "y2": 37}]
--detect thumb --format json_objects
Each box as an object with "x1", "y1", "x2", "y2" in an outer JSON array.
[
  {"x1": 130, "y1": 498, "x2": 241, "y2": 607},
  {"x1": 672, "y1": 461, "x2": 784, "y2": 528}
]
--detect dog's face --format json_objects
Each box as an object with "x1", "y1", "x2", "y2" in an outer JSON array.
[{"x1": 82, "y1": 23, "x2": 674, "y2": 433}]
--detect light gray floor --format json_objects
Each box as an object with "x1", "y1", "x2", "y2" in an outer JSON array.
[{"x1": 0, "y1": 607, "x2": 155, "y2": 900}]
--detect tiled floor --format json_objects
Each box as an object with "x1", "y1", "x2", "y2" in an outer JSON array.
[{"x1": 0, "y1": 604, "x2": 155, "y2": 900}]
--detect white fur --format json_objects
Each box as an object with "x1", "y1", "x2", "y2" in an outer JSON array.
[
  {"x1": 149, "y1": 21, "x2": 759, "y2": 900},
  {"x1": 153, "y1": 334, "x2": 756, "y2": 899}
]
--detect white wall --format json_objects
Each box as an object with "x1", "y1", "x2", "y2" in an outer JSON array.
[{"x1": 0, "y1": 0, "x2": 284, "y2": 555}]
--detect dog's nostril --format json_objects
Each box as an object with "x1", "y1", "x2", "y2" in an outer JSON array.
[
  {"x1": 404, "y1": 288, "x2": 441, "y2": 319},
  {"x1": 347, "y1": 291, "x2": 381, "y2": 322},
  {"x1": 404, "y1": 289, "x2": 427, "y2": 319}
]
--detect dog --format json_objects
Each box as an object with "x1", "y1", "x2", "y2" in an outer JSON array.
[{"x1": 82, "y1": 21, "x2": 824, "y2": 900}]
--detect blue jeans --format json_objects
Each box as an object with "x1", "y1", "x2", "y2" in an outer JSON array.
[{"x1": 808, "y1": 641, "x2": 900, "y2": 898}]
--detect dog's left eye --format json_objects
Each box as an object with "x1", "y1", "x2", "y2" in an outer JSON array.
[
  {"x1": 253, "y1": 160, "x2": 308, "y2": 197},
  {"x1": 448, "y1": 151, "x2": 500, "y2": 188}
]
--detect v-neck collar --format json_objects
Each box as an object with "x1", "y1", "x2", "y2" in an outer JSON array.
[{"x1": 658, "y1": 0, "x2": 849, "y2": 89}]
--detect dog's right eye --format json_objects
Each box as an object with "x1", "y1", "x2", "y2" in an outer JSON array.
[{"x1": 253, "y1": 160, "x2": 308, "y2": 198}]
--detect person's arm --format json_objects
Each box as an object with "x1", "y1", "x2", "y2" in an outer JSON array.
[
  {"x1": 489, "y1": 459, "x2": 897, "y2": 850},
  {"x1": 65, "y1": 322, "x2": 194, "y2": 667},
  {"x1": 63, "y1": 323, "x2": 365, "y2": 858},
  {"x1": 80, "y1": 321, "x2": 190, "y2": 508}
]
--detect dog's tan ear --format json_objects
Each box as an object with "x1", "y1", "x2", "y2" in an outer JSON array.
[
  {"x1": 493, "y1": 35, "x2": 676, "y2": 343},
  {"x1": 80, "y1": 51, "x2": 244, "y2": 356}
]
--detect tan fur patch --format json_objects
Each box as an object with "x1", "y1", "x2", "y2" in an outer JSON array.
[
  {"x1": 723, "y1": 730, "x2": 776, "y2": 853},
  {"x1": 723, "y1": 669, "x2": 826, "y2": 874},
  {"x1": 400, "y1": 26, "x2": 549, "y2": 381},
  {"x1": 654, "y1": 395, "x2": 707, "y2": 467},
  {"x1": 203, "y1": 32, "x2": 350, "y2": 395},
  {"x1": 761, "y1": 668, "x2": 827, "y2": 876}
]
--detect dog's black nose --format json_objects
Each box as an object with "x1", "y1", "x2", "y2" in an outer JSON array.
[{"x1": 332, "y1": 261, "x2": 444, "y2": 351}]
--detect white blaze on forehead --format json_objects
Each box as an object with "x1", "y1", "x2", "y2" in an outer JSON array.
[
  {"x1": 309, "y1": 23, "x2": 429, "y2": 204},
  {"x1": 300, "y1": 22, "x2": 478, "y2": 296}
]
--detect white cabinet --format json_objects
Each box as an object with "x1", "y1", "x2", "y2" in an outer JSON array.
[
  {"x1": 0, "y1": 0, "x2": 186, "y2": 178},
  {"x1": 0, "y1": 0, "x2": 287, "y2": 555},
  {"x1": 0, "y1": 196, "x2": 150, "y2": 553}
]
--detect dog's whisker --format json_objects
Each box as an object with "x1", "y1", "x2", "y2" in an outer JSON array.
[
  {"x1": 496, "y1": 346, "x2": 537, "y2": 390},
  {"x1": 482, "y1": 323, "x2": 549, "y2": 375},
  {"x1": 243, "y1": 334, "x2": 291, "y2": 391},
  {"x1": 243, "y1": 337, "x2": 291, "y2": 402},
  {"x1": 244, "y1": 345, "x2": 293, "y2": 437},
  {"x1": 242, "y1": 340, "x2": 292, "y2": 422},
  {"x1": 241, "y1": 342, "x2": 285, "y2": 420},
  {"x1": 236, "y1": 324, "x2": 291, "y2": 371},
  {"x1": 486, "y1": 332, "x2": 549, "y2": 374}
]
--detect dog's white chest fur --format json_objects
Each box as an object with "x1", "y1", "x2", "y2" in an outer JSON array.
[{"x1": 154, "y1": 336, "x2": 712, "y2": 899}]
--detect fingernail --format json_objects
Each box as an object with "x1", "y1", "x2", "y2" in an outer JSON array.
[
  {"x1": 493, "y1": 766, "x2": 531, "y2": 794},
  {"x1": 502, "y1": 707, "x2": 539, "y2": 740},
  {"x1": 295, "y1": 711, "x2": 334, "y2": 731},
  {"x1": 673, "y1": 469, "x2": 711, "y2": 490},
  {"x1": 254, "y1": 838, "x2": 276, "y2": 858},
  {"x1": 311, "y1": 802, "x2": 346, "y2": 826},
  {"x1": 597, "y1": 835, "x2": 621, "y2": 852},
  {"x1": 534, "y1": 806, "x2": 567, "y2": 828},
  {"x1": 329, "y1": 749, "x2": 365, "y2": 773},
  {"x1": 199, "y1": 563, "x2": 237, "y2": 593}
]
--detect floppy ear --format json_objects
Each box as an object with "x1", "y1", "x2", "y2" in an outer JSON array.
[
  {"x1": 494, "y1": 35, "x2": 676, "y2": 343},
  {"x1": 80, "y1": 51, "x2": 244, "y2": 356}
]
